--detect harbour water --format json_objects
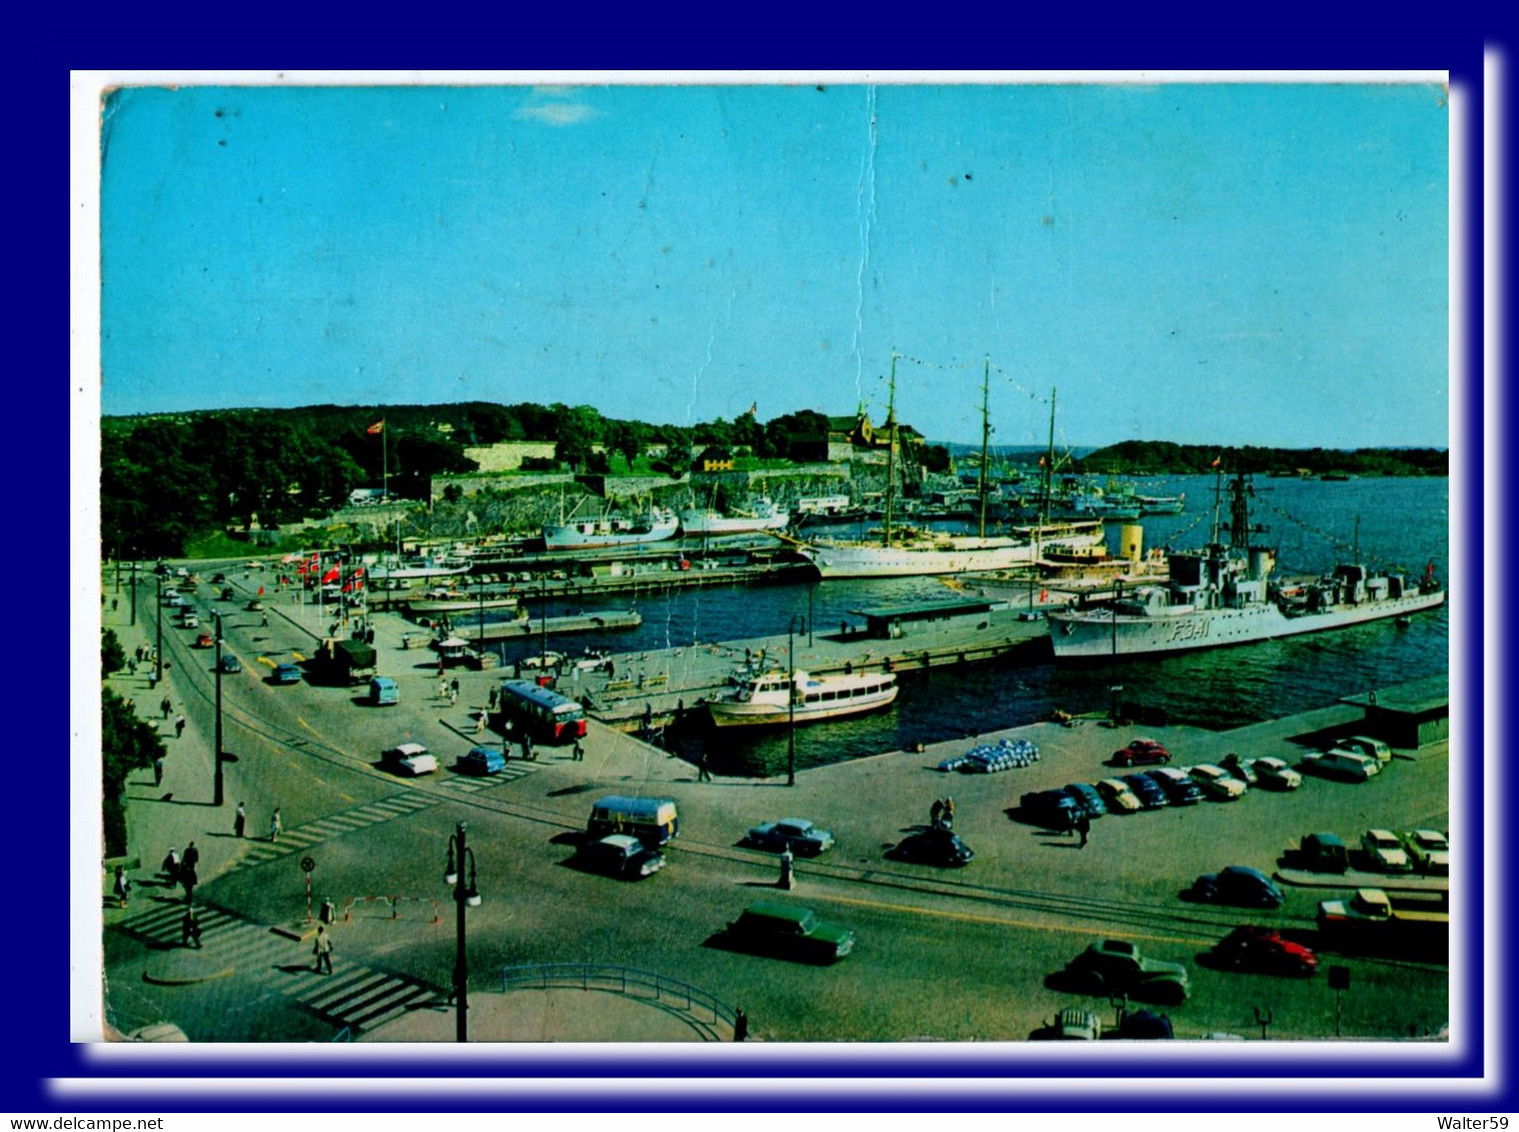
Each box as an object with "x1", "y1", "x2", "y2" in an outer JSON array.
[{"x1": 482, "y1": 475, "x2": 1451, "y2": 776}]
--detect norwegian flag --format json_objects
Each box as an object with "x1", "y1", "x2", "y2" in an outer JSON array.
[
  {"x1": 322, "y1": 566, "x2": 341, "y2": 584},
  {"x1": 296, "y1": 559, "x2": 309, "y2": 576}
]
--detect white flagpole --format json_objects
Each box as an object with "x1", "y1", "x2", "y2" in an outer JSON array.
[{"x1": 382, "y1": 422, "x2": 388, "y2": 501}]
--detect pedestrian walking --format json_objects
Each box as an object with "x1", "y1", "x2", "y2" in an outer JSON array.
[
  {"x1": 522, "y1": 732, "x2": 535, "y2": 761},
  {"x1": 438, "y1": 677, "x2": 449, "y2": 701},
  {"x1": 488, "y1": 686, "x2": 499, "y2": 712},
  {"x1": 269, "y1": 807, "x2": 282, "y2": 843},
  {"x1": 697, "y1": 753, "x2": 713, "y2": 782},
  {"x1": 930, "y1": 799, "x2": 944, "y2": 828},
  {"x1": 181, "y1": 907, "x2": 202, "y2": 949},
  {"x1": 1076, "y1": 812, "x2": 1091, "y2": 848},
  {"x1": 778, "y1": 846, "x2": 795, "y2": 890},
  {"x1": 733, "y1": 1007, "x2": 749, "y2": 1042},
  {"x1": 111, "y1": 597, "x2": 119, "y2": 612},
  {"x1": 161, "y1": 847, "x2": 181, "y2": 884},
  {"x1": 233, "y1": 802, "x2": 246, "y2": 839},
  {"x1": 180, "y1": 864, "x2": 198, "y2": 906},
  {"x1": 573, "y1": 738, "x2": 584, "y2": 762},
  {"x1": 312, "y1": 924, "x2": 334, "y2": 975},
  {"x1": 261, "y1": 612, "x2": 269, "y2": 627},
  {"x1": 182, "y1": 841, "x2": 199, "y2": 875},
  {"x1": 449, "y1": 687, "x2": 458, "y2": 706},
  {"x1": 112, "y1": 865, "x2": 131, "y2": 908},
  {"x1": 943, "y1": 797, "x2": 956, "y2": 829},
  {"x1": 174, "y1": 714, "x2": 186, "y2": 739},
  {"x1": 160, "y1": 696, "x2": 172, "y2": 720},
  {"x1": 475, "y1": 711, "x2": 487, "y2": 735},
  {"x1": 152, "y1": 757, "x2": 164, "y2": 786},
  {"x1": 450, "y1": 677, "x2": 460, "y2": 698}
]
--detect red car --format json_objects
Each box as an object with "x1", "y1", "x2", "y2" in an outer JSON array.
[
  {"x1": 194, "y1": 632, "x2": 215, "y2": 649},
  {"x1": 1112, "y1": 738, "x2": 1171, "y2": 767},
  {"x1": 1209, "y1": 926, "x2": 1318, "y2": 977}
]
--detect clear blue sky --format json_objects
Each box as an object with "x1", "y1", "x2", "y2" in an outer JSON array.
[{"x1": 99, "y1": 80, "x2": 1450, "y2": 448}]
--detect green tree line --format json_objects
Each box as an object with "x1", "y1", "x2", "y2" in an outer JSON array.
[{"x1": 1072, "y1": 440, "x2": 1447, "y2": 477}]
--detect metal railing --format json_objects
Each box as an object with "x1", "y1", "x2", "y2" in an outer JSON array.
[{"x1": 500, "y1": 963, "x2": 736, "y2": 1039}]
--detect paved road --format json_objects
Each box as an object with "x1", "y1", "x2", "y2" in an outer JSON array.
[{"x1": 96, "y1": 563, "x2": 1451, "y2": 1043}]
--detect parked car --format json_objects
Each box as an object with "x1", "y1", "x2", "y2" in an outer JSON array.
[
  {"x1": 1300, "y1": 749, "x2": 1380, "y2": 782},
  {"x1": 1061, "y1": 939, "x2": 1189, "y2": 1005},
  {"x1": 194, "y1": 632, "x2": 214, "y2": 648},
  {"x1": 1020, "y1": 789, "x2": 1083, "y2": 829},
  {"x1": 1361, "y1": 828, "x2": 1414, "y2": 872},
  {"x1": 458, "y1": 746, "x2": 507, "y2": 776},
  {"x1": 723, "y1": 901, "x2": 856, "y2": 963},
  {"x1": 889, "y1": 827, "x2": 975, "y2": 867},
  {"x1": 1121, "y1": 773, "x2": 1169, "y2": 809},
  {"x1": 1114, "y1": 1009, "x2": 1174, "y2": 1039},
  {"x1": 180, "y1": 611, "x2": 200, "y2": 629},
  {"x1": 270, "y1": 663, "x2": 302, "y2": 685},
  {"x1": 1095, "y1": 777, "x2": 1143, "y2": 813},
  {"x1": 1340, "y1": 735, "x2": 1392, "y2": 764},
  {"x1": 381, "y1": 742, "x2": 437, "y2": 776},
  {"x1": 1251, "y1": 756, "x2": 1303, "y2": 791},
  {"x1": 218, "y1": 653, "x2": 242, "y2": 674},
  {"x1": 1043, "y1": 1007, "x2": 1102, "y2": 1041},
  {"x1": 1189, "y1": 763, "x2": 1247, "y2": 801},
  {"x1": 1218, "y1": 752, "x2": 1258, "y2": 786},
  {"x1": 1145, "y1": 767, "x2": 1203, "y2": 806},
  {"x1": 211, "y1": 573, "x2": 226, "y2": 584},
  {"x1": 746, "y1": 818, "x2": 836, "y2": 857},
  {"x1": 1209, "y1": 926, "x2": 1318, "y2": 977},
  {"x1": 246, "y1": 599, "x2": 266, "y2": 612},
  {"x1": 1063, "y1": 782, "x2": 1108, "y2": 818},
  {"x1": 575, "y1": 833, "x2": 665, "y2": 879},
  {"x1": 1189, "y1": 865, "x2": 1285, "y2": 908},
  {"x1": 164, "y1": 592, "x2": 187, "y2": 608},
  {"x1": 1297, "y1": 832, "x2": 1350, "y2": 874},
  {"x1": 1112, "y1": 738, "x2": 1171, "y2": 767},
  {"x1": 1402, "y1": 829, "x2": 1450, "y2": 875},
  {"x1": 219, "y1": 586, "x2": 236, "y2": 601}
]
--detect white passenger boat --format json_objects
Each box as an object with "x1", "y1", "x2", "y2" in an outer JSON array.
[
  {"x1": 679, "y1": 497, "x2": 791, "y2": 535},
  {"x1": 707, "y1": 668, "x2": 899, "y2": 728},
  {"x1": 542, "y1": 504, "x2": 680, "y2": 550}
]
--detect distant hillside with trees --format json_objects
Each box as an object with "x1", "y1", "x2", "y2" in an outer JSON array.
[{"x1": 1070, "y1": 441, "x2": 1447, "y2": 477}]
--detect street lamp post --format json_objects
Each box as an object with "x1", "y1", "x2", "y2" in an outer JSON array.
[
  {"x1": 1109, "y1": 579, "x2": 1124, "y2": 724},
  {"x1": 787, "y1": 613, "x2": 804, "y2": 787},
  {"x1": 130, "y1": 560, "x2": 138, "y2": 626},
  {"x1": 155, "y1": 574, "x2": 164, "y2": 685},
  {"x1": 540, "y1": 573, "x2": 549, "y2": 670},
  {"x1": 807, "y1": 585, "x2": 815, "y2": 647},
  {"x1": 444, "y1": 822, "x2": 481, "y2": 1043},
  {"x1": 213, "y1": 612, "x2": 225, "y2": 807}
]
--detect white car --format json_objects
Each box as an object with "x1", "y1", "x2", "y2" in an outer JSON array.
[
  {"x1": 382, "y1": 742, "x2": 438, "y2": 776},
  {"x1": 1301, "y1": 749, "x2": 1380, "y2": 782},
  {"x1": 1251, "y1": 756, "x2": 1302, "y2": 790},
  {"x1": 1341, "y1": 735, "x2": 1392, "y2": 764},
  {"x1": 180, "y1": 611, "x2": 199, "y2": 628},
  {"x1": 1188, "y1": 764, "x2": 1247, "y2": 801},
  {"x1": 1361, "y1": 828, "x2": 1414, "y2": 872},
  {"x1": 1402, "y1": 829, "x2": 1450, "y2": 875}
]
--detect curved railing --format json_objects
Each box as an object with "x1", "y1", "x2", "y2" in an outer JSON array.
[{"x1": 500, "y1": 963, "x2": 736, "y2": 1041}]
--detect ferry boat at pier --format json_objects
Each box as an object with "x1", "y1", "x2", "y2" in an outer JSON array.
[
  {"x1": 1046, "y1": 471, "x2": 1445, "y2": 660},
  {"x1": 708, "y1": 667, "x2": 899, "y2": 728},
  {"x1": 542, "y1": 504, "x2": 680, "y2": 551},
  {"x1": 679, "y1": 497, "x2": 791, "y2": 536}
]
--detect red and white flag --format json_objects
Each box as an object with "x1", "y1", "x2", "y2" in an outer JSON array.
[
  {"x1": 367, "y1": 421, "x2": 385, "y2": 435},
  {"x1": 322, "y1": 566, "x2": 341, "y2": 584}
]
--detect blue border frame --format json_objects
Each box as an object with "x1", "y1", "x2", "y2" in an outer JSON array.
[{"x1": 49, "y1": 33, "x2": 1498, "y2": 1115}]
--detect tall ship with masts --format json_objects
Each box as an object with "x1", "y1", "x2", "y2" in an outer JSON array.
[
  {"x1": 798, "y1": 356, "x2": 1103, "y2": 580},
  {"x1": 1046, "y1": 468, "x2": 1445, "y2": 660}
]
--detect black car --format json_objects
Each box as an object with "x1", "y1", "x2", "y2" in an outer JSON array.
[
  {"x1": 574, "y1": 834, "x2": 665, "y2": 880},
  {"x1": 1020, "y1": 789, "x2": 1082, "y2": 829},
  {"x1": 1143, "y1": 768, "x2": 1203, "y2": 806},
  {"x1": 889, "y1": 828, "x2": 974, "y2": 867},
  {"x1": 1188, "y1": 865, "x2": 1285, "y2": 908},
  {"x1": 1121, "y1": 773, "x2": 1169, "y2": 809}
]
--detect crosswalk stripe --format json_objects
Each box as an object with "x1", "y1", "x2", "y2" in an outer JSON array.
[{"x1": 350, "y1": 985, "x2": 435, "y2": 1028}]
